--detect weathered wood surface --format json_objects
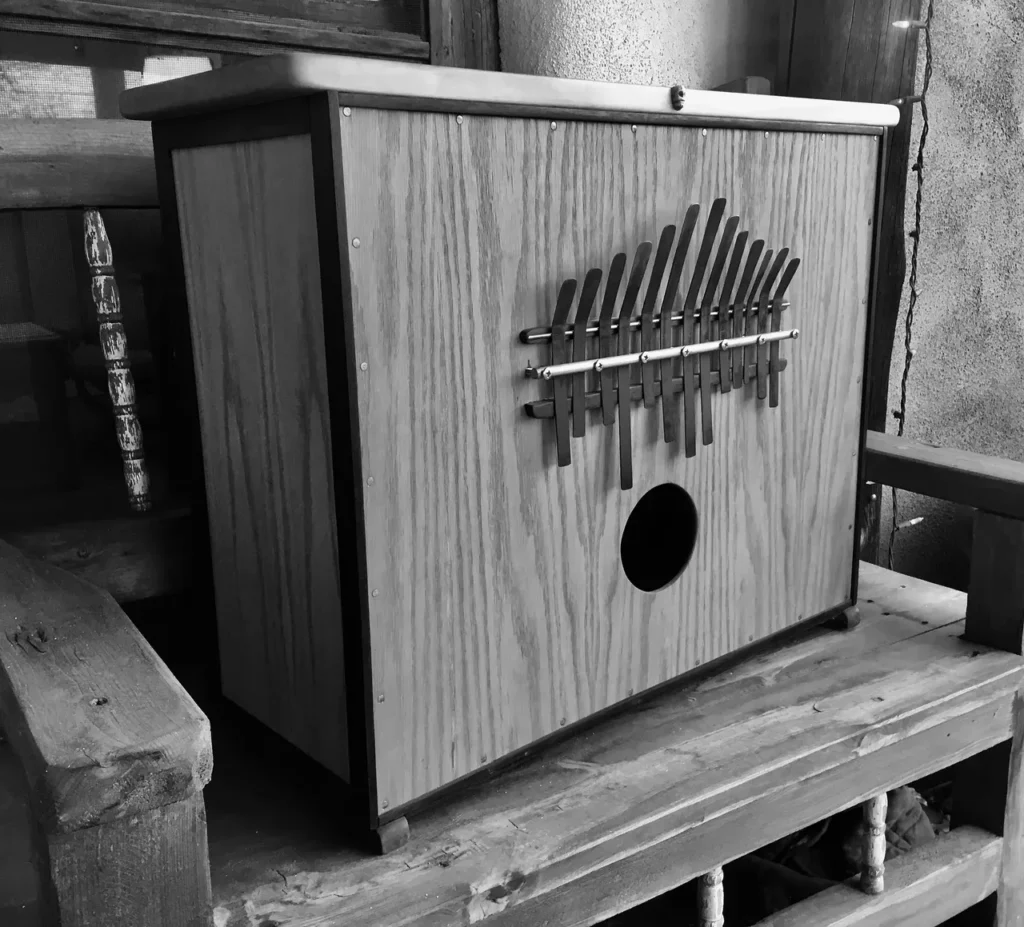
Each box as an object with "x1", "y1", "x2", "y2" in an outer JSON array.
[
  {"x1": 2, "y1": 506, "x2": 192, "y2": 604},
  {"x1": 866, "y1": 431, "x2": 1024, "y2": 522},
  {"x1": 0, "y1": 540, "x2": 211, "y2": 833},
  {"x1": 428, "y1": 0, "x2": 499, "y2": 69},
  {"x1": 204, "y1": 564, "x2": 1024, "y2": 927},
  {"x1": 0, "y1": 0, "x2": 429, "y2": 60},
  {"x1": 0, "y1": 119, "x2": 157, "y2": 210},
  {"x1": 171, "y1": 135, "x2": 350, "y2": 782},
  {"x1": 47, "y1": 791, "x2": 212, "y2": 927},
  {"x1": 751, "y1": 826, "x2": 1002, "y2": 927},
  {"x1": 340, "y1": 110, "x2": 877, "y2": 810}
]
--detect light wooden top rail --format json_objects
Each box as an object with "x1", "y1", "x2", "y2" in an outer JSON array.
[
  {"x1": 0, "y1": 541, "x2": 211, "y2": 834},
  {"x1": 866, "y1": 430, "x2": 1024, "y2": 519},
  {"x1": 0, "y1": 118, "x2": 157, "y2": 210},
  {"x1": 203, "y1": 564, "x2": 1021, "y2": 926},
  {"x1": 120, "y1": 52, "x2": 901, "y2": 129}
]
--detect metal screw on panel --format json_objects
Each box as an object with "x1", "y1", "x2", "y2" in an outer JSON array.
[
  {"x1": 627, "y1": 689, "x2": 634, "y2": 697},
  {"x1": 480, "y1": 754, "x2": 488, "y2": 763},
  {"x1": 382, "y1": 800, "x2": 389, "y2": 809},
  {"x1": 371, "y1": 589, "x2": 379, "y2": 598},
  {"x1": 550, "y1": 121, "x2": 557, "y2": 130},
  {"x1": 702, "y1": 128, "x2": 707, "y2": 137},
  {"x1": 457, "y1": 115, "x2": 464, "y2": 124},
  {"x1": 367, "y1": 476, "x2": 375, "y2": 486},
  {"x1": 631, "y1": 124, "x2": 638, "y2": 133},
  {"x1": 765, "y1": 131, "x2": 770, "y2": 137},
  {"x1": 360, "y1": 362, "x2": 368, "y2": 371},
  {"x1": 559, "y1": 717, "x2": 567, "y2": 727},
  {"x1": 343, "y1": 107, "x2": 352, "y2": 116},
  {"x1": 352, "y1": 237, "x2": 361, "y2": 248},
  {"x1": 378, "y1": 694, "x2": 385, "y2": 703}
]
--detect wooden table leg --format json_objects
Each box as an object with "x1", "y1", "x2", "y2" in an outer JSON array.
[
  {"x1": 861, "y1": 792, "x2": 887, "y2": 894},
  {"x1": 698, "y1": 866, "x2": 725, "y2": 927}
]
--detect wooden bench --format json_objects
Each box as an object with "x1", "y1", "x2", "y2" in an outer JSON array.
[{"x1": 0, "y1": 539, "x2": 212, "y2": 926}]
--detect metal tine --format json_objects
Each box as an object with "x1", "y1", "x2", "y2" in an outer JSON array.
[
  {"x1": 598, "y1": 253, "x2": 627, "y2": 426},
  {"x1": 757, "y1": 249, "x2": 789, "y2": 400},
  {"x1": 744, "y1": 248, "x2": 773, "y2": 385},
  {"x1": 769, "y1": 257, "x2": 801, "y2": 408},
  {"x1": 659, "y1": 205, "x2": 700, "y2": 444},
  {"x1": 640, "y1": 225, "x2": 677, "y2": 409},
  {"x1": 571, "y1": 268, "x2": 603, "y2": 438},
  {"x1": 697, "y1": 214, "x2": 739, "y2": 446},
  {"x1": 717, "y1": 230, "x2": 748, "y2": 395},
  {"x1": 730, "y1": 239, "x2": 764, "y2": 388},
  {"x1": 617, "y1": 241, "x2": 653, "y2": 490},
  {"x1": 680, "y1": 197, "x2": 727, "y2": 457},
  {"x1": 550, "y1": 278, "x2": 577, "y2": 466}
]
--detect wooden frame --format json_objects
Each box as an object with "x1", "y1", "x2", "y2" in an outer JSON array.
[{"x1": 0, "y1": 0, "x2": 429, "y2": 60}]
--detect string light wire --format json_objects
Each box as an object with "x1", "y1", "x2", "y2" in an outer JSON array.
[{"x1": 887, "y1": 1, "x2": 934, "y2": 570}]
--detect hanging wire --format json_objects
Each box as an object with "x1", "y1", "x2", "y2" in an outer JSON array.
[{"x1": 887, "y1": 0, "x2": 934, "y2": 570}]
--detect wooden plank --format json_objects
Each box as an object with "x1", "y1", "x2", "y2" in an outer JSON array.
[
  {"x1": 171, "y1": 133, "x2": 350, "y2": 782},
  {"x1": 0, "y1": 540, "x2": 211, "y2": 833},
  {"x1": 0, "y1": 0, "x2": 428, "y2": 60},
  {"x1": 866, "y1": 431, "x2": 1024, "y2": 521},
  {"x1": 339, "y1": 112, "x2": 876, "y2": 811},
  {"x1": 47, "y1": 791, "x2": 211, "y2": 927},
  {"x1": 205, "y1": 567, "x2": 1024, "y2": 927},
  {"x1": 0, "y1": 119, "x2": 157, "y2": 209},
  {"x1": 2, "y1": 507, "x2": 192, "y2": 604},
  {"x1": 751, "y1": 827, "x2": 1001, "y2": 927},
  {"x1": 964, "y1": 511, "x2": 1024, "y2": 655},
  {"x1": 428, "y1": 0, "x2": 499, "y2": 69}
]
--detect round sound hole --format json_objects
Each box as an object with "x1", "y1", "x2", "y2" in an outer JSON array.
[{"x1": 620, "y1": 483, "x2": 698, "y2": 593}]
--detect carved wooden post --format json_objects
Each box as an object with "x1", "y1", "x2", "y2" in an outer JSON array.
[
  {"x1": 861, "y1": 792, "x2": 887, "y2": 894},
  {"x1": 83, "y1": 209, "x2": 151, "y2": 512},
  {"x1": 698, "y1": 866, "x2": 725, "y2": 927}
]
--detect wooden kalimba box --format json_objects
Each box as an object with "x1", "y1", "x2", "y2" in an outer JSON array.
[{"x1": 122, "y1": 55, "x2": 899, "y2": 837}]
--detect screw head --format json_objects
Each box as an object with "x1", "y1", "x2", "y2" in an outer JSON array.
[
  {"x1": 480, "y1": 754, "x2": 488, "y2": 763},
  {"x1": 765, "y1": 131, "x2": 770, "y2": 137},
  {"x1": 639, "y1": 352, "x2": 650, "y2": 364},
  {"x1": 559, "y1": 717, "x2": 567, "y2": 727},
  {"x1": 631, "y1": 124, "x2": 637, "y2": 133},
  {"x1": 550, "y1": 121, "x2": 557, "y2": 130},
  {"x1": 371, "y1": 588, "x2": 379, "y2": 597},
  {"x1": 702, "y1": 128, "x2": 707, "y2": 137},
  {"x1": 360, "y1": 361, "x2": 368, "y2": 371},
  {"x1": 352, "y1": 237, "x2": 361, "y2": 248},
  {"x1": 792, "y1": 329, "x2": 800, "y2": 340},
  {"x1": 366, "y1": 476, "x2": 375, "y2": 486},
  {"x1": 343, "y1": 106, "x2": 352, "y2": 116},
  {"x1": 456, "y1": 115, "x2": 464, "y2": 124},
  {"x1": 681, "y1": 347, "x2": 690, "y2": 357},
  {"x1": 377, "y1": 693, "x2": 385, "y2": 703},
  {"x1": 719, "y1": 340, "x2": 730, "y2": 350},
  {"x1": 382, "y1": 800, "x2": 389, "y2": 809},
  {"x1": 627, "y1": 689, "x2": 634, "y2": 697},
  {"x1": 593, "y1": 360, "x2": 604, "y2": 372},
  {"x1": 542, "y1": 368, "x2": 553, "y2": 380}
]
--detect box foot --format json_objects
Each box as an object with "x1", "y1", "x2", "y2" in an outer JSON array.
[
  {"x1": 826, "y1": 605, "x2": 861, "y2": 632},
  {"x1": 374, "y1": 816, "x2": 410, "y2": 855}
]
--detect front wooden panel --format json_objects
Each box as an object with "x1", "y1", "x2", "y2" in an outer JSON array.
[
  {"x1": 340, "y1": 112, "x2": 878, "y2": 812},
  {"x1": 172, "y1": 136, "x2": 349, "y2": 780}
]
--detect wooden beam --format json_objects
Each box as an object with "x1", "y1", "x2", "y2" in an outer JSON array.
[
  {"x1": 47, "y1": 791, "x2": 212, "y2": 927},
  {"x1": 428, "y1": 0, "x2": 499, "y2": 69},
  {"x1": 865, "y1": 431, "x2": 1024, "y2": 521},
  {"x1": 750, "y1": 827, "x2": 1001, "y2": 927},
  {"x1": 0, "y1": 0, "x2": 429, "y2": 61},
  {"x1": 0, "y1": 118, "x2": 157, "y2": 209},
  {"x1": 0, "y1": 540, "x2": 211, "y2": 833},
  {"x1": 2, "y1": 507, "x2": 192, "y2": 604}
]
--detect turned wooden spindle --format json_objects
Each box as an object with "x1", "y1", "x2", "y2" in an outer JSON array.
[
  {"x1": 84, "y1": 208, "x2": 151, "y2": 512},
  {"x1": 861, "y1": 792, "x2": 887, "y2": 894},
  {"x1": 698, "y1": 866, "x2": 725, "y2": 927}
]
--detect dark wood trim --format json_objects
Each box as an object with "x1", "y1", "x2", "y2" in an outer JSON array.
[
  {"x1": 307, "y1": 91, "x2": 378, "y2": 828},
  {"x1": 0, "y1": 1, "x2": 429, "y2": 61},
  {"x1": 851, "y1": 130, "x2": 891, "y2": 604},
  {"x1": 427, "y1": 0, "x2": 500, "y2": 70},
  {"x1": 864, "y1": 431, "x2": 1024, "y2": 521},
  {"x1": 152, "y1": 98, "x2": 312, "y2": 152}
]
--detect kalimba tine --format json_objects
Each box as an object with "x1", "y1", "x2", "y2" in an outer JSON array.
[{"x1": 121, "y1": 55, "x2": 899, "y2": 846}]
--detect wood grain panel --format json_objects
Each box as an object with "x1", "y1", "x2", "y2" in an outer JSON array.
[
  {"x1": 171, "y1": 136, "x2": 349, "y2": 779},
  {"x1": 340, "y1": 112, "x2": 878, "y2": 810}
]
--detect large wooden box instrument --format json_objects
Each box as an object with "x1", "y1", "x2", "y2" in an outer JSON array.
[{"x1": 123, "y1": 55, "x2": 898, "y2": 833}]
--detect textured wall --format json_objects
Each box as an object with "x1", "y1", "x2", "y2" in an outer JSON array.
[
  {"x1": 881, "y1": 1, "x2": 1024, "y2": 588},
  {"x1": 496, "y1": 0, "x2": 778, "y2": 89}
]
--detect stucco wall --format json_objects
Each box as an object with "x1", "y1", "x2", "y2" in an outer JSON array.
[
  {"x1": 881, "y1": 1, "x2": 1024, "y2": 589},
  {"x1": 496, "y1": 0, "x2": 778, "y2": 90}
]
